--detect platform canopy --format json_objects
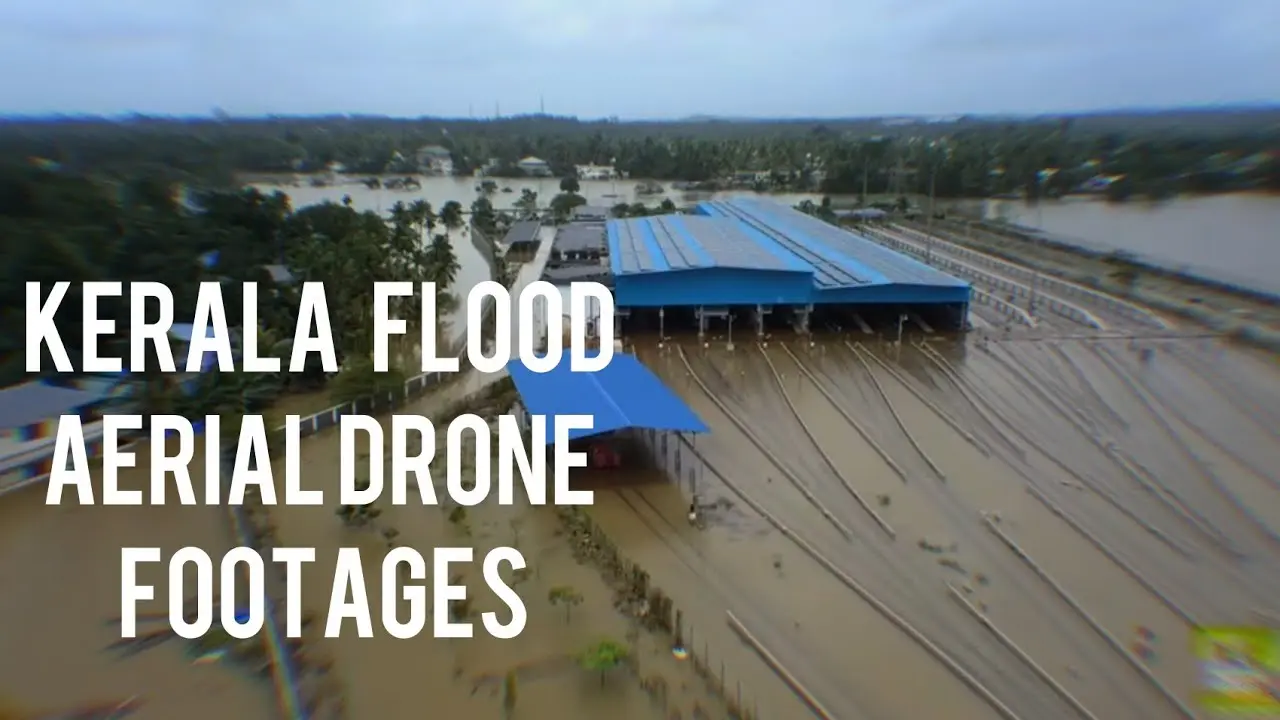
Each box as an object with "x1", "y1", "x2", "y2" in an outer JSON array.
[
  {"x1": 506, "y1": 353, "x2": 709, "y2": 444},
  {"x1": 0, "y1": 381, "x2": 106, "y2": 431}
]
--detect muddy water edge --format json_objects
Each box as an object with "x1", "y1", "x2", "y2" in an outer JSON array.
[{"x1": 271, "y1": 383, "x2": 737, "y2": 720}]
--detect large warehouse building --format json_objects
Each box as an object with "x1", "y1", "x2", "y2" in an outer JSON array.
[{"x1": 604, "y1": 197, "x2": 971, "y2": 335}]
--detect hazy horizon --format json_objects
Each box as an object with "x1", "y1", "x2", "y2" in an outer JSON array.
[
  {"x1": 1, "y1": 0, "x2": 1276, "y2": 118},
  {"x1": 3, "y1": 102, "x2": 1278, "y2": 125}
]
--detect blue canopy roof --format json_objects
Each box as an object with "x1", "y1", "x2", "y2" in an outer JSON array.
[
  {"x1": 0, "y1": 381, "x2": 107, "y2": 431},
  {"x1": 507, "y1": 353, "x2": 709, "y2": 444}
]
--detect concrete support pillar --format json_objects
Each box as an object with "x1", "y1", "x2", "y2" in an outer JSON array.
[
  {"x1": 795, "y1": 304, "x2": 812, "y2": 335},
  {"x1": 697, "y1": 307, "x2": 706, "y2": 343},
  {"x1": 659, "y1": 307, "x2": 666, "y2": 341},
  {"x1": 755, "y1": 304, "x2": 766, "y2": 340}
]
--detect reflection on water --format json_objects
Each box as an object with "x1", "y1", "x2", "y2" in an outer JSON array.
[{"x1": 986, "y1": 194, "x2": 1280, "y2": 294}]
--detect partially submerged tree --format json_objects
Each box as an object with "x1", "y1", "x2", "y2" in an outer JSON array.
[
  {"x1": 548, "y1": 585, "x2": 584, "y2": 623},
  {"x1": 440, "y1": 200, "x2": 464, "y2": 229},
  {"x1": 578, "y1": 638, "x2": 629, "y2": 688},
  {"x1": 502, "y1": 669, "x2": 518, "y2": 719},
  {"x1": 514, "y1": 189, "x2": 538, "y2": 219},
  {"x1": 336, "y1": 475, "x2": 382, "y2": 528}
]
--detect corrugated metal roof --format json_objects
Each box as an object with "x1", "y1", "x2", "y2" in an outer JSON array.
[
  {"x1": 699, "y1": 200, "x2": 874, "y2": 288},
  {"x1": 606, "y1": 215, "x2": 807, "y2": 276},
  {"x1": 721, "y1": 199, "x2": 968, "y2": 288},
  {"x1": 603, "y1": 198, "x2": 968, "y2": 301},
  {"x1": 506, "y1": 353, "x2": 709, "y2": 444},
  {"x1": 554, "y1": 223, "x2": 606, "y2": 253},
  {"x1": 502, "y1": 221, "x2": 541, "y2": 248},
  {"x1": 0, "y1": 381, "x2": 106, "y2": 431}
]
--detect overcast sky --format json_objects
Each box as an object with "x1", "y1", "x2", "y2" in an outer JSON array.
[{"x1": 1, "y1": 0, "x2": 1276, "y2": 118}]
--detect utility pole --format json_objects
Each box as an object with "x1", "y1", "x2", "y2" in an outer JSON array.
[
  {"x1": 861, "y1": 160, "x2": 869, "y2": 206},
  {"x1": 895, "y1": 313, "x2": 907, "y2": 362},
  {"x1": 926, "y1": 160, "x2": 937, "y2": 264}
]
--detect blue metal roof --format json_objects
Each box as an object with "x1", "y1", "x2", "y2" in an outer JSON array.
[
  {"x1": 607, "y1": 215, "x2": 806, "y2": 276},
  {"x1": 506, "y1": 353, "x2": 709, "y2": 444},
  {"x1": 712, "y1": 198, "x2": 969, "y2": 289},
  {"x1": 603, "y1": 201, "x2": 969, "y2": 308},
  {"x1": 0, "y1": 381, "x2": 107, "y2": 431},
  {"x1": 699, "y1": 200, "x2": 875, "y2": 288}
]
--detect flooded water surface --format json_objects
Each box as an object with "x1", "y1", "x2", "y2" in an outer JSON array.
[
  {"x1": 4, "y1": 176, "x2": 1279, "y2": 720},
  {"x1": 987, "y1": 193, "x2": 1280, "y2": 294}
]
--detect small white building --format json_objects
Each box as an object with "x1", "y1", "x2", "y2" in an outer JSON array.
[
  {"x1": 517, "y1": 156, "x2": 552, "y2": 177},
  {"x1": 415, "y1": 145, "x2": 454, "y2": 176},
  {"x1": 575, "y1": 164, "x2": 617, "y2": 180}
]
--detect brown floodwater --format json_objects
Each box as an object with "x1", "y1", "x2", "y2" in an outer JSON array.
[
  {"x1": 270, "y1": 381, "x2": 733, "y2": 720},
  {"x1": 612, "y1": 329, "x2": 1279, "y2": 720},
  {"x1": 6, "y1": 210, "x2": 1279, "y2": 720},
  {"x1": 0, "y1": 447, "x2": 276, "y2": 720}
]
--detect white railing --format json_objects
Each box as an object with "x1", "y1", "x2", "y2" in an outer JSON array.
[{"x1": 888, "y1": 224, "x2": 1169, "y2": 329}]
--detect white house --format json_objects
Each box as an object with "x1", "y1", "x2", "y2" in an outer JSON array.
[
  {"x1": 415, "y1": 145, "x2": 454, "y2": 176},
  {"x1": 517, "y1": 156, "x2": 552, "y2": 177}
]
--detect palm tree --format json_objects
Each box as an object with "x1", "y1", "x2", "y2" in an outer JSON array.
[
  {"x1": 425, "y1": 235, "x2": 460, "y2": 288},
  {"x1": 407, "y1": 199, "x2": 436, "y2": 231}
]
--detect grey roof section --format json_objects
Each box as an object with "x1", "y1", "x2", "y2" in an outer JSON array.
[
  {"x1": 701, "y1": 201, "x2": 868, "y2": 288},
  {"x1": 554, "y1": 223, "x2": 607, "y2": 253},
  {"x1": 0, "y1": 381, "x2": 106, "y2": 431},
  {"x1": 502, "y1": 221, "x2": 541, "y2": 248},
  {"x1": 541, "y1": 265, "x2": 614, "y2": 283},
  {"x1": 672, "y1": 215, "x2": 794, "y2": 272}
]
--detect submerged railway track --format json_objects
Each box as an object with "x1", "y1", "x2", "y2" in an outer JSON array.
[
  {"x1": 604, "y1": 219, "x2": 1280, "y2": 719},
  {"x1": 630, "y1": 341, "x2": 1185, "y2": 719}
]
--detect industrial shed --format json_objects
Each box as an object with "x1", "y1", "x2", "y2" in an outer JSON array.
[
  {"x1": 552, "y1": 222, "x2": 608, "y2": 263},
  {"x1": 605, "y1": 198, "x2": 971, "y2": 336},
  {"x1": 501, "y1": 221, "x2": 542, "y2": 260}
]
